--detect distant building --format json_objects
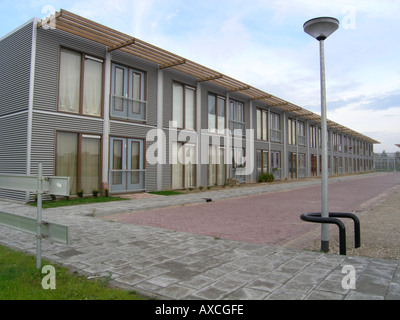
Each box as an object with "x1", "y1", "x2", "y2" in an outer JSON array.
[{"x1": 374, "y1": 151, "x2": 400, "y2": 172}]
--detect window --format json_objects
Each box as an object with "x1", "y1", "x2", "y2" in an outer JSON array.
[
  {"x1": 232, "y1": 148, "x2": 246, "y2": 169},
  {"x1": 310, "y1": 125, "x2": 317, "y2": 148},
  {"x1": 59, "y1": 48, "x2": 103, "y2": 117},
  {"x1": 344, "y1": 136, "x2": 348, "y2": 152},
  {"x1": 56, "y1": 132, "x2": 101, "y2": 195},
  {"x1": 229, "y1": 100, "x2": 245, "y2": 136},
  {"x1": 288, "y1": 118, "x2": 297, "y2": 145},
  {"x1": 328, "y1": 131, "x2": 331, "y2": 150},
  {"x1": 297, "y1": 121, "x2": 306, "y2": 146},
  {"x1": 288, "y1": 152, "x2": 297, "y2": 179},
  {"x1": 208, "y1": 94, "x2": 226, "y2": 134},
  {"x1": 256, "y1": 150, "x2": 269, "y2": 177},
  {"x1": 318, "y1": 128, "x2": 322, "y2": 147},
  {"x1": 256, "y1": 109, "x2": 268, "y2": 141},
  {"x1": 271, "y1": 151, "x2": 281, "y2": 179},
  {"x1": 270, "y1": 112, "x2": 281, "y2": 142},
  {"x1": 332, "y1": 132, "x2": 338, "y2": 151},
  {"x1": 298, "y1": 153, "x2": 306, "y2": 178},
  {"x1": 111, "y1": 63, "x2": 146, "y2": 121},
  {"x1": 172, "y1": 82, "x2": 196, "y2": 130},
  {"x1": 209, "y1": 146, "x2": 226, "y2": 186}
]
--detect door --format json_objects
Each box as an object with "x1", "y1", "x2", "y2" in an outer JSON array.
[
  {"x1": 289, "y1": 152, "x2": 297, "y2": 179},
  {"x1": 231, "y1": 148, "x2": 246, "y2": 183},
  {"x1": 110, "y1": 137, "x2": 144, "y2": 192},
  {"x1": 311, "y1": 154, "x2": 317, "y2": 177},
  {"x1": 127, "y1": 139, "x2": 144, "y2": 190}
]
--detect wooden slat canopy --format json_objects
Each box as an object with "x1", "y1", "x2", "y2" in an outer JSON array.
[{"x1": 38, "y1": 9, "x2": 380, "y2": 144}]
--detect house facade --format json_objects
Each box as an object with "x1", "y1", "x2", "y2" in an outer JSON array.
[{"x1": 0, "y1": 10, "x2": 379, "y2": 202}]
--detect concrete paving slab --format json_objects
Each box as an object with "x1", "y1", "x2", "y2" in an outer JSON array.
[{"x1": 0, "y1": 173, "x2": 400, "y2": 300}]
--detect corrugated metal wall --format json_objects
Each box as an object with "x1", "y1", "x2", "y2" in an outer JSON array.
[
  {"x1": 0, "y1": 22, "x2": 33, "y2": 116},
  {"x1": 0, "y1": 113, "x2": 28, "y2": 201},
  {"x1": 0, "y1": 21, "x2": 33, "y2": 201}
]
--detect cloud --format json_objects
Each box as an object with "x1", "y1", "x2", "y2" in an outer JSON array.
[
  {"x1": 3, "y1": 0, "x2": 398, "y2": 151},
  {"x1": 328, "y1": 102, "x2": 400, "y2": 152}
]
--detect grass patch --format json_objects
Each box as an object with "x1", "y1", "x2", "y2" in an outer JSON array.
[
  {"x1": 30, "y1": 196, "x2": 129, "y2": 209},
  {"x1": 0, "y1": 244, "x2": 145, "y2": 300},
  {"x1": 148, "y1": 190, "x2": 184, "y2": 196}
]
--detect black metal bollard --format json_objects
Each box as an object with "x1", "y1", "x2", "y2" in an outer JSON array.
[{"x1": 300, "y1": 212, "x2": 361, "y2": 255}]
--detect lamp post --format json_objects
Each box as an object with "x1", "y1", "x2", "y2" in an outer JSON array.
[{"x1": 304, "y1": 17, "x2": 339, "y2": 253}]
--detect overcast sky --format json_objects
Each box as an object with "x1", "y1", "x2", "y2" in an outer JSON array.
[{"x1": 1, "y1": 0, "x2": 399, "y2": 153}]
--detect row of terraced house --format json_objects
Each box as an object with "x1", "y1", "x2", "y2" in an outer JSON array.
[{"x1": 0, "y1": 10, "x2": 379, "y2": 202}]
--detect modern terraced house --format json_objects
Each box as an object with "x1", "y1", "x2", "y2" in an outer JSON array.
[{"x1": 0, "y1": 10, "x2": 379, "y2": 202}]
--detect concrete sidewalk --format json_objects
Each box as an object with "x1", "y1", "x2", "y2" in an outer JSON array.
[{"x1": 0, "y1": 173, "x2": 399, "y2": 300}]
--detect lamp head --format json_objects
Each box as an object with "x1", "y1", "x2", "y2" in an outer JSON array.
[{"x1": 304, "y1": 17, "x2": 339, "y2": 41}]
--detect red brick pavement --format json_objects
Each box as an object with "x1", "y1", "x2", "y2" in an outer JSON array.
[{"x1": 107, "y1": 173, "x2": 400, "y2": 248}]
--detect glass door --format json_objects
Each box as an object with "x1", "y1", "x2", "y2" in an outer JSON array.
[
  {"x1": 127, "y1": 139, "x2": 144, "y2": 190},
  {"x1": 110, "y1": 137, "x2": 127, "y2": 192},
  {"x1": 311, "y1": 154, "x2": 317, "y2": 177},
  {"x1": 109, "y1": 137, "x2": 144, "y2": 192},
  {"x1": 289, "y1": 152, "x2": 297, "y2": 179}
]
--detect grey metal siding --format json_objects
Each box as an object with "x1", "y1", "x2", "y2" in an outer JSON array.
[
  {"x1": 0, "y1": 22, "x2": 33, "y2": 116},
  {"x1": 0, "y1": 113, "x2": 28, "y2": 201},
  {"x1": 110, "y1": 121, "x2": 152, "y2": 139}
]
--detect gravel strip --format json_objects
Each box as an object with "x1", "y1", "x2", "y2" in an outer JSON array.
[{"x1": 305, "y1": 185, "x2": 400, "y2": 260}]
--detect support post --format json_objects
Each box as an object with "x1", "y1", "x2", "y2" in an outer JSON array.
[
  {"x1": 36, "y1": 163, "x2": 43, "y2": 270},
  {"x1": 319, "y1": 39, "x2": 329, "y2": 253}
]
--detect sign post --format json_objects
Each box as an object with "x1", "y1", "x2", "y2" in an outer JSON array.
[
  {"x1": 36, "y1": 163, "x2": 43, "y2": 270},
  {"x1": 0, "y1": 163, "x2": 70, "y2": 269}
]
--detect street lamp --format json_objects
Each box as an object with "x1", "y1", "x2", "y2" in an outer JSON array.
[{"x1": 304, "y1": 17, "x2": 339, "y2": 253}]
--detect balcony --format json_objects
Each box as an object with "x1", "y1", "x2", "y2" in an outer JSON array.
[
  {"x1": 298, "y1": 135, "x2": 306, "y2": 147},
  {"x1": 111, "y1": 95, "x2": 146, "y2": 122},
  {"x1": 298, "y1": 167, "x2": 307, "y2": 178},
  {"x1": 271, "y1": 130, "x2": 282, "y2": 143},
  {"x1": 272, "y1": 168, "x2": 282, "y2": 180},
  {"x1": 229, "y1": 120, "x2": 245, "y2": 137}
]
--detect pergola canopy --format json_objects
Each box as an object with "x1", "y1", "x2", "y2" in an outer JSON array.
[{"x1": 38, "y1": 9, "x2": 380, "y2": 144}]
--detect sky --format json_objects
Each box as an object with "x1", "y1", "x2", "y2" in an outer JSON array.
[{"x1": 0, "y1": 0, "x2": 399, "y2": 153}]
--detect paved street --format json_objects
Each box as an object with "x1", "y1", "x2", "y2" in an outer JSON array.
[
  {"x1": 0, "y1": 172, "x2": 399, "y2": 300},
  {"x1": 105, "y1": 173, "x2": 400, "y2": 247}
]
